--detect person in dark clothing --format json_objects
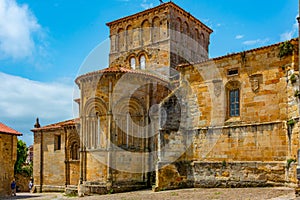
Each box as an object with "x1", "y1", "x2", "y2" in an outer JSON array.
[{"x1": 11, "y1": 179, "x2": 16, "y2": 196}]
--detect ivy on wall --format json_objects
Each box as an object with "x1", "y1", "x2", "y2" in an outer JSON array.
[{"x1": 278, "y1": 41, "x2": 294, "y2": 59}]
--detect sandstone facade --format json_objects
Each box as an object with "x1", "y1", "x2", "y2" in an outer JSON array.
[
  {"x1": 0, "y1": 123, "x2": 22, "y2": 196},
  {"x1": 32, "y1": 119, "x2": 80, "y2": 192},
  {"x1": 32, "y1": 1, "x2": 300, "y2": 196},
  {"x1": 156, "y1": 39, "x2": 300, "y2": 190}
]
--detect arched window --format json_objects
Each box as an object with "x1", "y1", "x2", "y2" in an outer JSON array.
[
  {"x1": 126, "y1": 25, "x2": 133, "y2": 49},
  {"x1": 97, "y1": 114, "x2": 101, "y2": 147},
  {"x1": 117, "y1": 28, "x2": 125, "y2": 52},
  {"x1": 140, "y1": 55, "x2": 146, "y2": 70},
  {"x1": 113, "y1": 98, "x2": 146, "y2": 150},
  {"x1": 175, "y1": 17, "x2": 182, "y2": 42},
  {"x1": 152, "y1": 17, "x2": 160, "y2": 43},
  {"x1": 70, "y1": 142, "x2": 79, "y2": 160},
  {"x1": 183, "y1": 21, "x2": 189, "y2": 35},
  {"x1": 167, "y1": 21, "x2": 170, "y2": 37},
  {"x1": 200, "y1": 33, "x2": 205, "y2": 46},
  {"x1": 141, "y1": 20, "x2": 150, "y2": 45},
  {"x1": 130, "y1": 57, "x2": 136, "y2": 69},
  {"x1": 84, "y1": 97, "x2": 107, "y2": 150},
  {"x1": 195, "y1": 28, "x2": 200, "y2": 42}
]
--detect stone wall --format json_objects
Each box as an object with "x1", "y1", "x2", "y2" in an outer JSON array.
[
  {"x1": 191, "y1": 161, "x2": 297, "y2": 188},
  {"x1": 180, "y1": 39, "x2": 299, "y2": 127},
  {"x1": 33, "y1": 129, "x2": 66, "y2": 192},
  {"x1": 193, "y1": 122, "x2": 291, "y2": 162},
  {"x1": 85, "y1": 152, "x2": 107, "y2": 182},
  {"x1": 77, "y1": 67, "x2": 170, "y2": 196},
  {"x1": 0, "y1": 134, "x2": 18, "y2": 196},
  {"x1": 15, "y1": 173, "x2": 31, "y2": 192},
  {"x1": 156, "y1": 160, "x2": 298, "y2": 190},
  {"x1": 155, "y1": 39, "x2": 300, "y2": 191},
  {"x1": 69, "y1": 161, "x2": 80, "y2": 185},
  {"x1": 33, "y1": 131, "x2": 41, "y2": 190},
  {"x1": 108, "y1": 4, "x2": 171, "y2": 71}
]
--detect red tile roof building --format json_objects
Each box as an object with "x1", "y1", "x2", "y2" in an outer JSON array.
[
  {"x1": 0, "y1": 122, "x2": 22, "y2": 136},
  {"x1": 0, "y1": 122, "x2": 22, "y2": 196}
]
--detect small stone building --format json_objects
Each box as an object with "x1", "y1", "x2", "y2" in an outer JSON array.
[
  {"x1": 0, "y1": 122, "x2": 22, "y2": 196},
  {"x1": 31, "y1": 119, "x2": 80, "y2": 192},
  {"x1": 32, "y1": 1, "x2": 300, "y2": 195}
]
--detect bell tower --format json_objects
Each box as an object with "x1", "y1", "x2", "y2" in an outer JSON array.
[{"x1": 106, "y1": 2, "x2": 213, "y2": 76}]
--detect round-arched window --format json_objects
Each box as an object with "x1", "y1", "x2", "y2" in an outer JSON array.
[
  {"x1": 140, "y1": 55, "x2": 146, "y2": 70},
  {"x1": 130, "y1": 57, "x2": 136, "y2": 69}
]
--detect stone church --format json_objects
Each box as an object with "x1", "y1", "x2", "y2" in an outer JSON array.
[{"x1": 32, "y1": 2, "x2": 300, "y2": 195}]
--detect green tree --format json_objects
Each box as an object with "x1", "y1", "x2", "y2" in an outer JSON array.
[{"x1": 14, "y1": 140, "x2": 32, "y2": 176}]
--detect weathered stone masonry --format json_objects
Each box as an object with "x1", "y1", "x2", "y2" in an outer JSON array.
[
  {"x1": 32, "y1": 1, "x2": 300, "y2": 196},
  {"x1": 0, "y1": 123, "x2": 22, "y2": 196},
  {"x1": 155, "y1": 39, "x2": 300, "y2": 190}
]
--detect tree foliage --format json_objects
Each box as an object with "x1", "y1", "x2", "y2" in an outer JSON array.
[
  {"x1": 278, "y1": 41, "x2": 294, "y2": 59},
  {"x1": 14, "y1": 140, "x2": 32, "y2": 177}
]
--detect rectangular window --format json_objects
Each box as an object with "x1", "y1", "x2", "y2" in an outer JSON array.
[
  {"x1": 229, "y1": 89, "x2": 240, "y2": 117},
  {"x1": 54, "y1": 135, "x2": 61, "y2": 151},
  {"x1": 227, "y1": 69, "x2": 239, "y2": 76}
]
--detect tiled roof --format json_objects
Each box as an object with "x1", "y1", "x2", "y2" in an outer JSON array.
[
  {"x1": 75, "y1": 66, "x2": 169, "y2": 85},
  {"x1": 0, "y1": 123, "x2": 22, "y2": 136},
  {"x1": 32, "y1": 118, "x2": 79, "y2": 131},
  {"x1": 106, "y1": 2, "x2": 212, "y2": 33},
  {"x1": 177, "y1": 38, "x2": 298, "y2": 69}
]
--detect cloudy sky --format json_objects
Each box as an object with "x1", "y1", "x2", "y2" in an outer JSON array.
[{"x1": 0, "y1": 0, "x2": 298, "y2": 145}]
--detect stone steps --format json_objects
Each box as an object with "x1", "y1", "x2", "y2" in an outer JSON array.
[{"x1": 65, "y1": 185, "x2": 78, "y2": 196}]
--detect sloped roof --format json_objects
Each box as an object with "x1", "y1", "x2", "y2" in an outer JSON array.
[
  {"x1": 0, "y1": 122, "x2": 22, "y2": 136},
  {"x1": 106, "y1": 2, "x2": 212, "y2": 34},
  {"x1": 75, "y1": 66, "x2": 169, "y2": 85},
  {"x1": 32, "y1": 118, "x2": 79, "y2": 131},
  {"x1": 177, "y1": 38, "x2": 299, "y2": 69}
]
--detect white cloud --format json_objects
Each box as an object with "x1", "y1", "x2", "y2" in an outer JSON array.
[
  {"x1": 235, "y1": 35, "x2": 244, "y2": 40},
  {"x1": 0, "y1": 72, "x2": 76, "y2": 145},
  {"x1": 280, "y1": 17, "x2": 298, "y2": 41},
  {"x1": 201, "y1": 18, "x2": 210, "y2": 23},
  {"x1": 141, "y1": 0, "x2": 153, "y2": 9},
  {"x1": 0, "y1": 0, "x2": 42, "y2": 59},
  {"x1": 243, "y1": 38, "x2": 269, "y2": 46},
  {"x1": 0, "y1": 72, "x2": 75, "y2": 119}
]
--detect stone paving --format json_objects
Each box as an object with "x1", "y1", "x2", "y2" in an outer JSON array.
[{"x1": 2, "y1": 187, "x2": 300, "y2": 200}]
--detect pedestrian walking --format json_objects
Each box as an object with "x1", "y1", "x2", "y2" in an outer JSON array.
[
  {"x1": 11, "y1": 179, "x2": 16, "y2": 196},
  {"x1": 29, "y1": 180, "x2": 33, "y2": 192}
]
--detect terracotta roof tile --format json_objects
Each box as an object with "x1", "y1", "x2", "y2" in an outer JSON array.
[
  {"x1": 0, "y1": 123, "x2": 22, "y2": 136},
  {"x1": 177, "y1": 38, "x2": 298, "y2": 69},
  {"x1": 75, "y1": 66, "x2": 169, "y2": 84},
  {"x1": 32, "y1": 118, "x2": 79, "y2": 131},
  {"x1": 106, "y1": 2, "x2": 212, "y2": 33}
]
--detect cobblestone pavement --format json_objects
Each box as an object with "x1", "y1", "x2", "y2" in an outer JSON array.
[{"x1": 2, "y1": 187, "x2": 300, "y2": 200}]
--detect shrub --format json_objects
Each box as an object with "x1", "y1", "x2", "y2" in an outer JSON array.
[{"x1": 278, "y1": 41, "x2": 294, "y2": 59}]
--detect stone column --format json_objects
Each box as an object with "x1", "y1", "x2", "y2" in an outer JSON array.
[
  {"x1": 107, "y1": 78, "x2": 113, "y2": 189},
  {"x1": 64, "y1": 127, "x2": 69, "y2": 187},
  {"x1": 39, "y1": 130, "x2": 43, "y2": 193},
  {"x1": 79, "y1": 81, "x2": 86, "y2": 184},
  {"x1": 146, "y1": 82, "x2": 152, "y2": 186}
]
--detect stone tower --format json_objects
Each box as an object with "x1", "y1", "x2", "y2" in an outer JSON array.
[{"x1": 106, "y1": 2, "x2": 212, "y2": 77}]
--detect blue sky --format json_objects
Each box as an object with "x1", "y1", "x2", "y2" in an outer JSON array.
[{"x1": 0, "y1": 0, "x2": 298, "y2": 146}]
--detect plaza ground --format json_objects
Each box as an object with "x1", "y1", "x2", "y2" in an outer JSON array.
[{"x1": 2, "y1": 187, "x2": 300, "y2": 200}]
